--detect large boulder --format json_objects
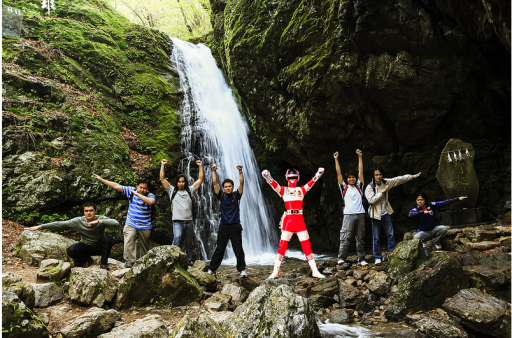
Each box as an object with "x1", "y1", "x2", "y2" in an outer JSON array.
[
  {"x1": 307, "y1": 295, "x2": 336, "y2": 311},
  {"x1": 223, "y1": 284, "x2": 320, "y2": 338},
  {"x1": 18, "y1": 231, "x2": 76, "y2": 266},
  {"x1": 204, "y1": 292, "x2": 231, "y2": 312},
  {"x1": 310, "y1": 276, "x2": 339, "y2": 297},
  {"x1": 37, "y1": 259, "x2": 71, "y2": 281},
  {"x1": 367, "y1": 279, "x2": 391, "y2": 296},
  {"x1": 2, "y1": 291, "x2": 50, "y2": 337},
  {"x1": 339, "y1": 281, "x2": 362, "y2": 307},
  {"x1": 68, "y1": 268, "x2": 117, "y2": 307},
  {"x1": 97, "y1": 315, "x2": 168, "y2": 338},
  {"x1": 58, "y1": 308, "x2": 121, "y2": 338},
  {"x1": 387, "y1": 252, "x2": 469, "y2": 320},
  {"x1": 386, "y1": 239, "x2": 428, "y2": 278},
  {"x1": 114, "y1": 246, "x2": 202, "y2": 309},
  {"x1": 405, "y1": 312, "x2": 468, "y2": 338},
  {"x1": 32, "y1": 282, "x2": 64, "y2": 308},
  {"x1": 221, "y1": 284, "x2": 248, "y2": 303},
  {"x1": 5, "y1": 282, "x2": 36, "y2": 309},
  {"x1": 171, "y1": 314, "x2": 229, "y2": 338},
  {"x1": 443, "y1": 288, "x2": 511, "y2": 338}
]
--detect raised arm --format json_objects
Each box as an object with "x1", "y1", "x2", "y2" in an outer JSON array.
[
  {"x1": 24, "y1": 218, "x2": 77, "y2": 231},
  {"x1": 212, "y1": 165, "x2": 220, "y2": 195},
  {"x1": 386, "y1": 172, "x2": 421, "y2": 189},
  {"x1": 160, "y1": 159, "x2": 170, "y2": 190},
  {"x1": 236, "y1": 165, "x2": 244, "y2": 194},
  {"x1": 92, "y1": 174, "x2": 123, "y2": 192},
  {"x1": 432, "y1": 196, "x2": 467, "y2": 210},
  {"x1": 357, "y1": 149, "x2": 364, "y2": 183},
  {"x1": 193, "y1": 160, "x2": 204, "y2": 190},
  {"x1": 262, "y1": 170, "x2": 284, "y2": 197},
  {"x1": 301, "y1": 168, "x2": 324, "y2": 194},
  {"x1": 333, "y1": 152, "x2": 343, "y2": 185}
]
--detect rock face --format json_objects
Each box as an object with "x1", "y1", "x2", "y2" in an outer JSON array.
[
  {"x1": 69, "y1": 268, "x2": 117, "y2": 307},
  {"x1": 2, "y1": 291, "x2": 50, "y2": 337},
  {"x1": 37, "y1": 259, "x2": 71, "y2": 281},
  {"x1": 59, "y1": 308, "x2": 121, "y2": 338},
  {"x1": 405, "y1": 312, "x2": 468, "y2": 338},
  {"x1": 114, "y1": 246, "x2": 202, "y2": 309},
  {"x1": 32, "y1": 283, "x2": 64, "y2": 308},
  {"x1": 387, "y1": 252, "x2": 469, "y2": 320},
  {"x1": 171, "y1": 314, "x2": 229, "y2": 338},
  {"x1": 443, "y1": 288, "x2": 511, "y2": 338},
  {"x1": 223, "y1": 284, "x2": 320, "y2": 338},
  {"x1": 387, "y1": 239, "x2": 428, "y2": 278},
  {"x1": 18, "y1": 231, "x2": 76, "y2": 266},
  {"x1": 208, "y1": 0, "x2": 511, "y2": 250},
  {"x1": 97, "y1": 315, "x2": 168, "y2": 338}
]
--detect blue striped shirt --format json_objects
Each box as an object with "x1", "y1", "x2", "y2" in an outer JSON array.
[{"x1": 122, "y1": 186, "x2": 155, "y2": 230}]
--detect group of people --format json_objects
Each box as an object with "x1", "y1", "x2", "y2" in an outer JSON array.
[{"x1": 24, "y1": 151, "x2": 466, "y2": 280}]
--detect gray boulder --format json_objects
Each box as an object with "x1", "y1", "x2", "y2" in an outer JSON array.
[
  {"x1": 2, "y1": 272, "x2": 22, "y2": 287},
  {"x1": 221, "y1": 284, "x2": 248, "y2": 302},
  {"x1": 18, "y1": 231, "x2": 76, "y2": 266},
  {"x1": 92, "y1": 257, "x2": 125, "y2": 270},
  {"x1": 329, "y1": 309, "x2": 353, "y2": 324},
  {"x1": 187, "y1": 264, "x2": 217, "y2": 292},
  {"x1": 443, "y1": 288, "x2": 511, "y2": 338},
  {"x1": 32, "y1": 282, "x2": 64, "y2": 307},
  {"x1": 6, "y1": 282, "x2": 36, "y2": 308},
  {"x1": 171, "y1": 314, "x2": 229, "y2": 338},
  {"x1": 114, "y1": 245, "x2": 202, "y2": 309},
  {"x1": 223, "y1": 284, "x2": 320, "y2": 338},
  {"x1": 97, "y1": 315, "x2": 168, "y2": 338},
  {"x1": 386, "y1": 239, "x2": 427, "y2": 278},
  {"x1": 405, "y1": 312, "x2": 468, "y2": 338},
  {"x1": 204, "y1": 292, "x2": 231, "y2": 312},
  {"x1": 58, "y1": 308, "x2": 121, "y2": 338},
  {"x1": 69, "y1": 268, "x2": 117, "y2": 307},
  {"x1": 2, "y1": 291, "x2": 50, "y2": 337},
  {"x1": 367, "y1": 279, "x2": 390, "y2": 296},
  {"x1": 339, "y1": 281, "x2": 362, "y2": 307},
  {"x1": 307, "y1": 295, "x2": 336, "y2": 311},
  {"x1": 310, "y1": 276, "x2": 339, "y2": 297},
  {"x1": 37, "y1": 259, "x2": 71, "y2": 281}
]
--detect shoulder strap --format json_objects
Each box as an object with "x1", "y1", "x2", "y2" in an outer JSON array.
[
  {"x1": 185, "y1": 187, "x2": 193, "y2": 201},
  {"x1": 354, "y1": 182, "x2": 364, "y2": 196},
  {"x1": 342, "y1": 184, "x2": 349, "y2": 197},
  {"x1": 170, "y1": 187, "x2": 179, "y2": 203}
]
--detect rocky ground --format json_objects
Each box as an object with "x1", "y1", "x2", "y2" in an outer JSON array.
[{"x1": 3, "y1": 217, "x2": 511, "y2": 338}]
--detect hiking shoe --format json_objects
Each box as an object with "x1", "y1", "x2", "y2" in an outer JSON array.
[
  {"x1": 240, "y1": 270, "x2": 248, "y2": 278},
  {"x1": 337, "y1": 259, "x2": 345, "y2": 265},
  {"x1": 124, "y1": 262, "x2": 134, "y2": 268},
  {"x1": 435, "y1": 244, "x2": 442, "y2": 250},
  {"x1": 100, "y1": 264, "x2": 110, "y2": 271},
  {"x1": 207, "y1": 269, "x2": 214, "y2": 275},
  {"x1": 375, "y1": 259, "x2": 382, "y2": 266},
  {"x1": 359, "y1": 260, "x2": 368, "y2": 266}
]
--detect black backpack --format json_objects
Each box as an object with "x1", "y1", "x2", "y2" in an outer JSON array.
[
  {"x1": 341, "y1": 181, "x2": 370, "y2": 212},
  {"x1": 171, "y1": 187, "x2": 195, "y2": 219},
  {"x1": 129, "y1": 191, "x2": 157, "y2": 223}
]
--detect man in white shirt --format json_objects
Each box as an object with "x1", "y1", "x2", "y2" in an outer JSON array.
[
  {"x1": 160, "y1": 159, "x2": 204, "y2": 266},
  {"x1": 334, "y1": 149, "x2": 368, "y2": 266}
]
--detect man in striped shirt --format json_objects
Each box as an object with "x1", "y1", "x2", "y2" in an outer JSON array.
[{"x1": 93, "y1": 174, "x2": 156, "y2": 268}]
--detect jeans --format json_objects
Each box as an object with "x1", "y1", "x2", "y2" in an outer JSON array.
[
  {"x1": 123, "y1": 224, "x2": 151, "y2": 265},
  {"x1": 371, "y1": 214, "x2": 395, "y2": 260},
  {"x1": 172, "y1": 220, "x2": 194, "y2": 264},
  {"x1": 209, "y1": 223, "x2": 246, "y2": 272},
  {"x1": 338, "y1": 214, "x2": 366, "y2": 261},
  {"x1": 66, "y1": 235, "x2": 112, "y2": 265},
  {"x1": 414, "y1": 225, "x2": 448, "y2": 245}
]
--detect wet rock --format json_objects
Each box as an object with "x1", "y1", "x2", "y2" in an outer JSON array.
[
  {"x1": 32, "y1": 282, "x2": 64, "y2": 307},
  {"x1": 323, "y1": 267, "x2": 335, "y2": 274},
  {"x1": 6, "y1": 282, "x2": 36, "y2": 308},
  {"x1": 221, "y1": 284, "x2": 248, "y2": 302},
  {"x1": 336, "y1": 263, "x2": 351, "y2": 271},
  {"x1": 367, "y1": 279, "x2": 390, "y2": 296},
  {"x1": 465, "y1": 264, "x2": 511, "y2": 294},
  {"x1": 386, "y1": 239, "x2": 427, "y2": 278},
  {"x1": 2, "y1": 291, "x2": 50, "y2": 337},
  {"x1": 308, "y1": 295, "x2": 336, "y2": 311},
  {"x1": 352, "y1": 270, "x2": 369, "y2": 280},
  {"x1": 18, "y1": 231, "x2": 76, "y2": 266},
  {"x1": 499, "y1": 236, "x2": 511, "y2": 249},
  {"x1": 204, "y1": 292, "x2": 231, "y2": 312},
  {"x1": 339, "y1": 281, "x2": 362, "y2": 307},
  {"x1": 69, "y1": 268, "x2": 117, "y2": 307},
  {"x1": 464, "y1": 228, "x2": 497, "y2": 242},
  {"x1": 465, "y1": 241, "x2": 500, "y2": 250},
  {"x1": 188, "y1": 265, "x2": 217, "y2": 292},
  {"x1": 171, "y1": 314, "x2": 228, "y2": 338},
  {"x1": 356, "y1": 301, "x2": 377, "y2": 313},
  {"x1": 2, "y1": 272, "x2": 22, "y2": 287},
  {"x1": 37, "y1": 259, "x2": 71, "y2": 281},
  {"x1": 238, "y1": 276, "x2": 263, "y2": 292},
  {"x1": 386, "y1": 328, "x2": 427, "y2": 338},
  {"x1": 388, "y1": 252, "x2": 469, "y2": 319},
  {"x1": 405, "y1": 312, "x2": 468, "y2": 338},
  {"x1": 310, "y1": 276, "x2": 339, "y2": 297},
  {"x1": 114, "y1": 246, "x2": 202, "y2": 309},
  {"x1": 98, "y1": 315, "x2": 168, "y2": 338},
  {"x1": 223, "y1": 284, "x2": 320, "y2": 338},
  {"x1": 329, "y1": 309, "x2": 353, "y2": 324},
  {"x1": 443, "y1": 288, "x2": 511, "y2": 338},
  {"x1": 59, "y1": 308, "x2": 121, "y2": 338}
]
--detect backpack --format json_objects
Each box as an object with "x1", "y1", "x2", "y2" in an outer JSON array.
[
  {"x1": 341, "y1": 181, "x2": 369, "y2": 212},
  {"x1": 129, "y1": 191, "x2": 157, "y2": 223},
  {"x1": 171, "y1": 187, "x2": 195, "y2": 219}
]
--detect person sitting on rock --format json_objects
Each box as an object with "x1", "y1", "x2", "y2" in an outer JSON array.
[
  {"x1": 93, "y1": 174, "x2": 155, "y2": 268},
  {"x1": 334, "y1": 149, "x2": 368, "y2": 267},
  {"x1": 262, "y1": 167, "x2": 325, "y2": 279},
  {"x1": 160, "y1": 158, "x2": 204, "y2": 266},
  {"x1": 23, "y1": 201, "x2": 119, "y2": 270},
  {"x1": 208, "y1": 164, "x2": 248, "y2": 278},
  {"x1": 365, "y1": 167, "x2": 421, "y2": 266},
  {"x1": 409, "y1": 192, "x2": 467, "y2": 253}
]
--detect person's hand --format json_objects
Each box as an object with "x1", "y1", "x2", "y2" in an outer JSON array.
[
  {"x1": 356, "y1": 149, "x2": 362, "y2": 157},
  {"x1": 196, "y1": 160, "x2": 202, "y2": 166},
  {"x1": 24, "y1": 226, "x2": 41, "y2": 231},
  {"x1": 459, "y1": 196, "x2": 468, "y2": 200},
  {"x1": 161, "y1": 159, "x2": 168, "y2": 166},
  {"x1": 86, "y1": 220, "x2": 101, "y2": 227},
  {"x1": 424, "y1": 210, "x2": 433, "y2": 215},
  {"x1": 381, "y1": 185, "x2": 389, "y2": 193},
  {"x1": 236, "y1": 165, "x2": 243, "y2": 173},
  {"x1": 318, "y1": 167, "x2": 325, "y2": 174},
  {"x1": 333, "y1": 152, "x2": 339, "y2": 159},
  {"x1": 413, "y1": 172, "x2": 422, "y2": 179},
  {"x1": 262, "y1": 170, "x2": 270, "y2": 178},
  {"x1": 212, "y1": 165, "x2": 217, "y2": 171},
  {"x1": 92, "y1": 173, "x2": 101, "y2": 180}
]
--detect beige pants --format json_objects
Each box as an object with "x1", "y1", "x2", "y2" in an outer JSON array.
[{"x1": 123, "y1": 224, "x2": 151, "y2": 264}]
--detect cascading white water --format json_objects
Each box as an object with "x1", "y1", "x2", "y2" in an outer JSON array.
[{"x1": 170, "y1": 38, "x2": 279, "y2": 263}]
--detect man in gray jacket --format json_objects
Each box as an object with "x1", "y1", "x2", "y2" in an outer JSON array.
[
  {"x1": 365, "y1": 167, "x2": 421, "y2": 265},
  {"x1": 24, "y1": 202, "x2": 119, "y2": 270}
]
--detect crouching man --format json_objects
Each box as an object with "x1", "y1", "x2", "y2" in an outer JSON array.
[{"x1": 24, "y1": 202, "x2": 119, "y2": 270}]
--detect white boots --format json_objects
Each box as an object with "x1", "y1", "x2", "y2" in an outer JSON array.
[
  {"x1": 308, "y1": 259, "x2": 325, "y2": 279},
  {"x1": 268, "y1": 258, "x2": 282, "y2": 279}
]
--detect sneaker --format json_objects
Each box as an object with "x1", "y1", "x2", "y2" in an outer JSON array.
[
  {"x1": 124, "y1": 262, "x2": 134, "y2": 268},
  {"x1": 422, "y1": 245, "x2": 429, "y2": 256},
  {"x1": 375, "y1": 259, "x2": 382, "y2": 266},
  {"x1": 359, "y1": 260, "x2": 368, "y2": 266},
  {"x1": 435, "y1": 244, "x2": 442, "y2": 250},
  {"x1": 207, "y1": 269, "x2": 214, "y2": 275},
  {"x1": 337, "y1": 259, "x2": 345, "y2": 265},
  {"x1": 100, "y1": 264, "x2": 110, "y2": 271},
  {"x1": 240, "y1": 270, "x2": 248, "y2": 278}
]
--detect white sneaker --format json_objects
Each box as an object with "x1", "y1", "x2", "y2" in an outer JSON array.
[
  {"x1": 359, "y1": 260, "x2": 368, "y2": 266},
  {"x1": 435, "y1": 244, "x2": 442, "y2": 250},
  {"x1": 207, "y1": 269, "x2": 214, "y2": 275},
  {"x1": 240, "y1": 270, "x2": 247, "y2": 278},
  {"x1": 337, "y1": 259, "x2": 345, "y2": 265},
  {"x1": 375, "y1": 259, "x2": 382, "y2": 266}
]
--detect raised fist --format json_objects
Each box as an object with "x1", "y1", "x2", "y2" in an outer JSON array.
[
  {"x1": 318, "y1": 167, "x2": 325, "y2": 174},
  {"x1": 196, "y1": 160, "x2": 202, "y2": 166},
  {"x1": 161, "y1": 159, "x2": 168, "y2": 165},
  {"x1": 356, "y1": 149, "x2": 362, "y2": 157},
  {"x1": 212, "y1": 165, "x2": 218, "y2": 171},
  {"x1": 236, "y1": 165, "x2": 243, "y2": 172},
  {"x1": 333, "y1": 152, "x2": 339, "y2": 158},
  {"x1": 262, "y1": 170, "x2": 270, "y2": 178}
]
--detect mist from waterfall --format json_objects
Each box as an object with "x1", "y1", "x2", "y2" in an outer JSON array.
[{"x1": 170, "y1": 38, "x2": 278, "y2": 264}]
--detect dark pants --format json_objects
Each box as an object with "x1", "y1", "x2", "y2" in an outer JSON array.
[
  {"x1": 338, "y1": 214, "x2": 366, "y2": 261},
  {"x1": 371, "y1": 214, "x2": 395, "y2": 260},
  {"x1": 209, "y1": 223, "x2": 246, "y2": 272},
  {"x1": 66, "y1": 235, "x2": 113, "y2": 266},
  {"x1": 172, "y1": 220, "x2": 194, "y2": 264}
]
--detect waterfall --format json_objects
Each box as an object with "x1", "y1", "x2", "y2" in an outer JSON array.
[{"x1": 170, "y1": 38, "x2": 279, "y2": 264}]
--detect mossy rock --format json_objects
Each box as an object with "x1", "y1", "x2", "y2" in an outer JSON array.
[
  {"x1": 2, "y1": 291, "x2": 50, "y2": 338},
  {"x1": 386, "y1": 238, "x2": 427, "y2": 278},
  {"x1": 171, "y1": 314, "x2": 229, "y2": 338}
]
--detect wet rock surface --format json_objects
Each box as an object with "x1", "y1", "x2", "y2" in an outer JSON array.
[{"x1": 405, "y1": 311, "x2": 468, "y2": 338}]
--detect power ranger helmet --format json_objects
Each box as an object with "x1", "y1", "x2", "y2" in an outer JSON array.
[{"x1": 285, "y1": 169, "x2": 300, "y2": 187}]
